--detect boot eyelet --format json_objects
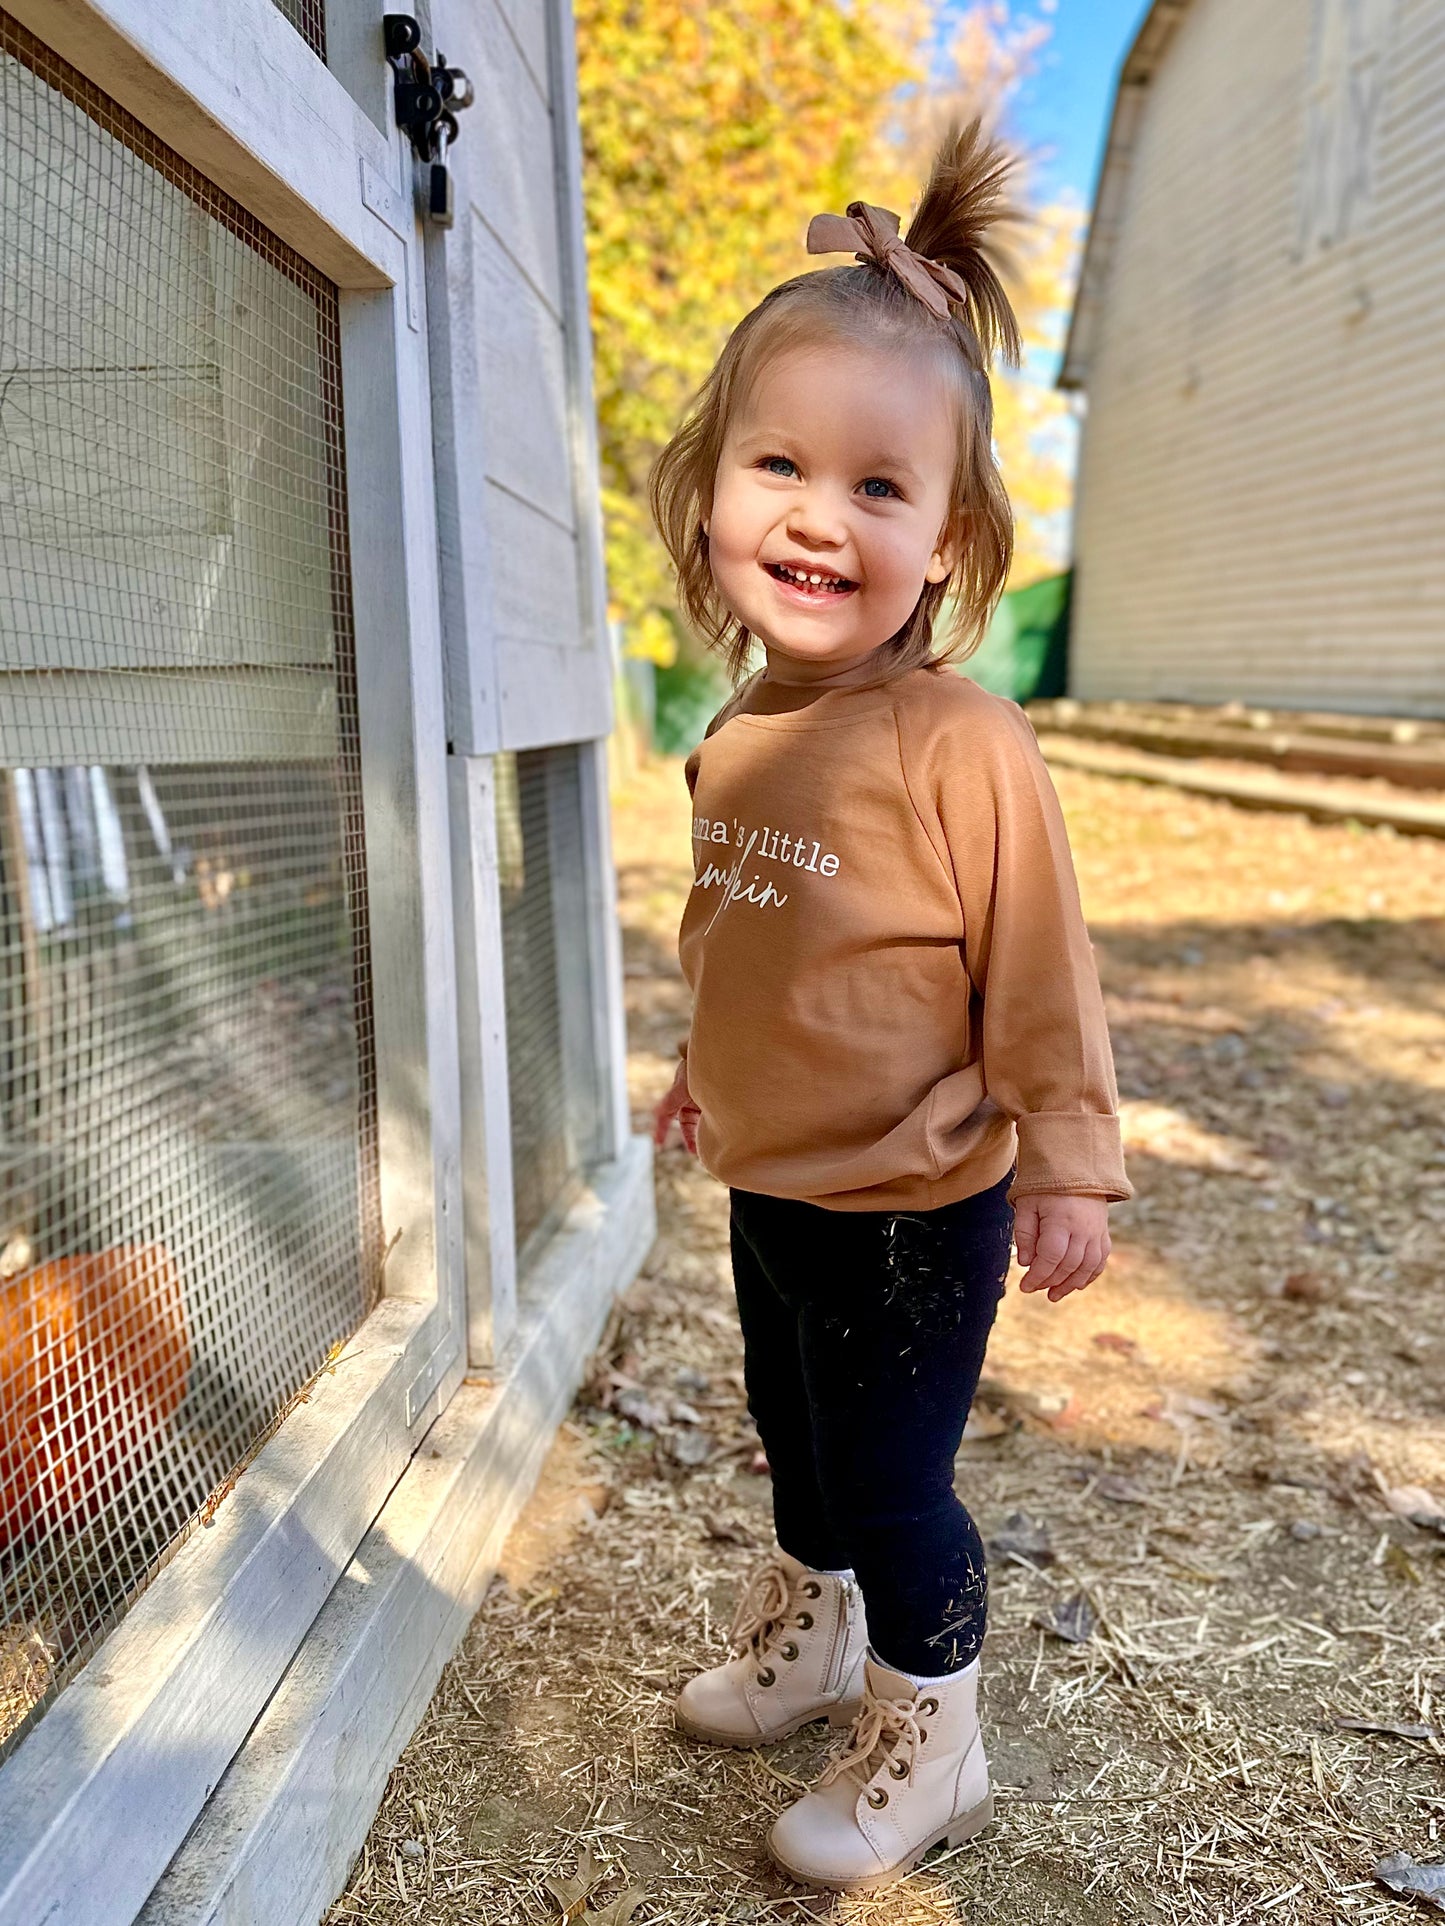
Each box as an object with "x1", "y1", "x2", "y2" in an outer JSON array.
[
  {"x1": 889, "y1": 1759, "x2": 908, "y2": 1780},
  {"x1": 757, "y1": 1667, "x2": 776, "y2": 1687},
  {"x1": 919, "y1": 1696, "x2": 939, "y2": 1716},
  {"x1": 801, "y1": 1581, "x2": 822, "y2": 1599},
  {"x1": 794, "y1": 1612, "x2": 813, "y2": 1630},
  {"x1": 867, "y1": 1787, "x2": 889, "y2": 1808},
  {"x1": 780, "y1": 1641, "x2": 799, "y2": 1661}
]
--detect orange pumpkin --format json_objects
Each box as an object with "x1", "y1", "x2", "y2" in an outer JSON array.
[{"x1": 0, "y1": 1245, "x2": 191, "y2": 1553}]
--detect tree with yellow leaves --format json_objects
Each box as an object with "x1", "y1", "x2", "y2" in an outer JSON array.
[{"x1": 574, "y1": 0, "x2": 1078, "y2": 666}]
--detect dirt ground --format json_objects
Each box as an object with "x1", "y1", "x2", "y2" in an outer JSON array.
[{"x1": 330, "y1": 747, "x2": 1445, "y2": 1926}]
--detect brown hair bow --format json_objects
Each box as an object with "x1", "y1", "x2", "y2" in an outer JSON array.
[{"x1": 805, "y1": 201, "x2": 969, "y2": 320}]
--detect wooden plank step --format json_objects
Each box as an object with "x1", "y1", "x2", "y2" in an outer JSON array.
[
  {"x1": 1026, "y1": 703, "x2": 1445, "y2": 789},
  {"x1": 1033, "y1": 734, "x2": 1445, "y2": 839}
]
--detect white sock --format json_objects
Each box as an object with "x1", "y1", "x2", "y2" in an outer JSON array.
[
  {"x1": 870, "y1": 1645, "x2": 977, "y2": 1687},
  {"x1": 807, "y1": 1562, "x2": 855, "y2": 1581}
]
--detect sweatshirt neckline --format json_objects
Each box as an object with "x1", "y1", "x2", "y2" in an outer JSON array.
[{"x1": 733, "y1": 664, "x2": 932, "y2": 729}]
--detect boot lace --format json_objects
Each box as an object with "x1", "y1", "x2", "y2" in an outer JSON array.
[
  {"x1": 727, "y1": 1556, "x2": 807, "y2": 1663},
  {"x1": 820, "y1": 1689, "x2": 926, "y2": 1791}
]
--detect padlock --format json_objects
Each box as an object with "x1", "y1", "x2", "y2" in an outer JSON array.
[{"x1": 429, "y1": 161, "x2": 455, "y2": 228}]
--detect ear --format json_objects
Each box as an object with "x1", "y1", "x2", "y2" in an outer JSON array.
[{"x1": 924, "y1": 528, "x2": 957, "y2": 585}]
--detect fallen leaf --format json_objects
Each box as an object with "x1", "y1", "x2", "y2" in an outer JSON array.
[
  {"x1": 1283, "y1": 1271, "x2": 1327, "y2": 1303},
  {"x1": 1335, "y1": 1717, "x2": 1438, "y2": 1742},
  {"x1": 1092, "y1": 1331, "x2": 1137, "y2": 1357},
  {"x1": 703, "y1": 1514, "x2": 754, "y2": 1546},
  {"x1": 1163, "y1": 1390, "x2": 1230, "y2": 1423},
  {"x1": 1095, "y1": 1474, "x2": 1148, "y2": 1506},
  {"x1": 962, "y1": 1403, "x2": 1009, "y2": 1441},
  {"x1": 1033, "y1": 1591, "x2": 1096, "y2": 1643},
  {"x1": 586, "y1": 1888, "x2": 649, "y2": 1925},
  {"x1": 1374, "y1": 1851, "x2": 1445, "y2": 1912},
  {"x1": 988, "y1": 1512, "x2": 1055, "y2": 1568},
  {"x1": 1384, "y1": 1542, "x2": 1422, "y2": 1585},
  {"x1": 1380, "y1": 1484, "x2": 1445, "y2": 1532},
  {"x1": 614, "y1": 1389, "x2": 670, "y2": 1432},
  {"x1": 544, "y1": 1848, "x2": 605, "y2": 1921}
]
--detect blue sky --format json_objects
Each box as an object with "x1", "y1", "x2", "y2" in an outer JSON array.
[{"x1": 1008, "y1": 0, "x2": 1150, "y2": 209}]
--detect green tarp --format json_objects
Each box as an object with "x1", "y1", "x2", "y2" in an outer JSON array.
[{"x1": 961, "y1": 568, "x2": 1072, "y2": 703}]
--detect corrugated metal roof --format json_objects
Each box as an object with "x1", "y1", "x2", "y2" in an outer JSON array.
[{"x1": 1058, "y1": 0, "x2": 1195, "y2": 391}]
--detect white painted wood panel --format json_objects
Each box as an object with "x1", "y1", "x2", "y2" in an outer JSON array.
[
  {"x1": 492, "y1": 0, "x2": 551, "y2": 103},
  {"x1": 473, "y1": 211, "x2": 575, "y2": 525},
  {"x1": 1070, "y1": 0, "x2": 1445, "y2": 715},
  {"x1": 438, "y1": 0, "x2": 563, "y2": 310}
]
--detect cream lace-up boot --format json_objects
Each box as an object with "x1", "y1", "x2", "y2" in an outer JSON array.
[
  {"x1": 674, "y1": 1550, "x2": 867, "y2": 1746},
  {"x1": 767, "y1": 1652, "x2": 992, "y2": 1891}
]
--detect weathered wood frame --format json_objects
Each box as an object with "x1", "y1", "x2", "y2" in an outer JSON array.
[{"x1": 430, "y1": 0, "x2": 632, "y2": 1365}]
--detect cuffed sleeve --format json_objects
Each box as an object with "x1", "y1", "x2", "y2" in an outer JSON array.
[
  {"x1": 1010, "y1": 1113, "x2": 1129, "y2": 1204},
  {"x1": 932, "y1": 700, "x2": 1133, "y2": 1204}
]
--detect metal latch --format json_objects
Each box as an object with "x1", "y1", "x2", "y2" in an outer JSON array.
[{"x1": 382, "y1": 14, "x2": 475, "y2": 228}]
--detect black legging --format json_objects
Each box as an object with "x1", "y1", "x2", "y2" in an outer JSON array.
[{"x1": 728, "y1": 1168, "x2": 1014, "y2": 1676}]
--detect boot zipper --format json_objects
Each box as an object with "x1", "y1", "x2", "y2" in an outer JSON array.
[{"x1": 821, "y1": 1588, "x2": 849, "y2": 1696}]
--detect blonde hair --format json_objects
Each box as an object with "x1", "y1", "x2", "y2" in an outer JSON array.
[{"x1": 649, "y1": 121, "x2": 1023, "y2": 690}]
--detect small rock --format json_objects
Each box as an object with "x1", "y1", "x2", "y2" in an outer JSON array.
[
  {"x1": 399, "y1": 1839, "x2": 424, "y2": 1861},
  {"x1": 674, "y1": 1366, "x2": 711, "y2": 1395},
  {"x1": 667, "y1": 1428, "x2": 716, "y2": 1468},
  {"x1": 1320, "y1": 1084, "x2": 1352, "y2": 1110},
  {"x1": 1289, "y1": 1519, "x2": 1322, "y2": 1541}
]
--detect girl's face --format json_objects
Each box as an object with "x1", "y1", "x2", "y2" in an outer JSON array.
[{"x1": 706, "y1": 339, "x2": 958, "y2": 684}]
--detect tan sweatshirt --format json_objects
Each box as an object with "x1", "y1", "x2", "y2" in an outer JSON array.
[{"x1": 675, "y1": 661, "x2": 1132, "y2": 1211}]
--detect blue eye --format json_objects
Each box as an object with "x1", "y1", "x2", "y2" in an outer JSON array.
[
  {"x1": 761, "y1": 456, "x2": 797, "y2": 477},
  {"x1": 861, "y1": 477, "x2": 897, "y2": 499}
]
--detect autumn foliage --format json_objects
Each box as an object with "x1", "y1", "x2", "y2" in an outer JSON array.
[{"x1": 574, "y1": 0, "x2": 1080, "y2": 665}]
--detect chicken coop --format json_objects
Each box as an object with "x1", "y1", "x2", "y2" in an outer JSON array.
[{"x1": 0, "y1": 0, "x2": 654, "y2": 1919}]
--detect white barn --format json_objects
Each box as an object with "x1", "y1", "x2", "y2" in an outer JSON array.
[
  {"x1": 0, "y1": 0, "x2": 653, "y2": 1919},
  {"x1": 1061, "y1": 0, "x2": 1445, "y2": 717}
]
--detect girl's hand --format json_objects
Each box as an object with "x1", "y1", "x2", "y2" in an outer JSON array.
[
  {"x1": 653, "y1": 1059, "x2": 701, "y2": 1157},
  {"x1": 1013, "y1": 1193, "x2": 1111, "y2": 1302}
]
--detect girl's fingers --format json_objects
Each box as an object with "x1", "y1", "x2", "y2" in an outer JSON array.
[
  {"x1": 1046, "y1": 1236, "x2": 1108, "y2": 1301},
  {"x1": 1020, "y1": 1220, "x2": 1074, "y2": 1292},
  {"x1": 1036, "y1": 1231, "x2": 1090, "y2": 1298},
  {"x1": 1013, "y1": 1202, "x2": 1040, "y2": 1268}
]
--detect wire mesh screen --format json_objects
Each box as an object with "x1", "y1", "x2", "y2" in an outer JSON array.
[
  {"x1": 0, "y1": 15, "x2": 380, "y2": 1753},
  {"x1": 268, "y1": 0, "x2": 327, "y2": 61},
  {"x1": 496, "y1": 746, "x2": 603, "y2": 1267}
]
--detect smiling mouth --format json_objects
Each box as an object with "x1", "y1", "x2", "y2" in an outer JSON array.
[{"x1": 766, "y1": 562, "x2": 857, "y2": 595}]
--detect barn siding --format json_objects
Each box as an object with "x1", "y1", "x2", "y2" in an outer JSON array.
[{"x1": 1071, "y1": 0, "x2": 1445, "y2": 715}]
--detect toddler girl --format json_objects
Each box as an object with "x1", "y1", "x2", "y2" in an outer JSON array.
[{"x1": 650, "y1": 122, "x2": 1131, "y2": 1894}]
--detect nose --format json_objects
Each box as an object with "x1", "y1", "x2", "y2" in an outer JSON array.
[{"x1": 785, "y1": 483, "x2": 849, "y2": 551}]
